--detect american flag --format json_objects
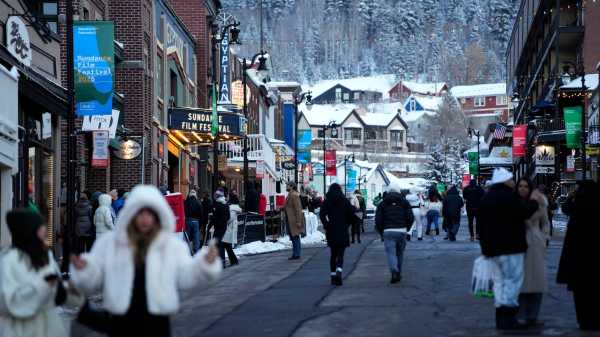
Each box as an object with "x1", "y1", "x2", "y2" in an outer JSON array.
[{"x1": 493, "y1": 123, "x2": 507, "y2": 139}]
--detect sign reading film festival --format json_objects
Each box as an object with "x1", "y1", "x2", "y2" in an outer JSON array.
[
  {"x1": 297, "y1": 130, "x2": 312, "y2": 164},
  {"x1": 468, "y1": 152, "x2": 479, "y2": 175},
  {"x1": 168, "y1": 107, "x2": 245, "y2": 142},
  {"x1": 564, "y1": 106, "x2": 583, "y2": 149},
  {"x1": 74, "y1": 21, "x2": 114, "y2": 116},
  {"x1": 512, "y1": 124, "x2": 527, "y2": 157}
]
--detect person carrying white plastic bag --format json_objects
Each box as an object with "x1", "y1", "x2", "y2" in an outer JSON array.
[{"x1": 472, "y1": 256, "x2": 499, "y2": 298}]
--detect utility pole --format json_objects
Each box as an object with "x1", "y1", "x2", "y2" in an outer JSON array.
[{"x1": 63, "y1": 0, "x2": 75, "y2": 272}]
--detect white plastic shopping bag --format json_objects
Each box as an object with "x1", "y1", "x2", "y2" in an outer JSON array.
[{"x1": 471, "y1": 256, "x2": 499, "y2": 298}]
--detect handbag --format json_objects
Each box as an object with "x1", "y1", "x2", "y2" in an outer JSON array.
[
  {"x1": 76, "y1": 300, "x2": 113, "y2": 333},
  {"x1": 471, "y1": 256, "x2": 499, "y2": 298}
]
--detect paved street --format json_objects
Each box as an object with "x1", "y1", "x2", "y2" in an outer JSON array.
[{"x1": 70, "y1": 220, "x2": 590, "y2": 337}]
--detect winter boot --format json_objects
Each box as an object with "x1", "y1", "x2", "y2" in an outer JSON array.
[
  {"x1": 330, "y1": 273, "x2": 337, "y2": 285},
  {"x1": 406, "y1": 235, "x2": 411, "y2": 241},
  {"x1": 390, "y1": 272, "x2": 401, "y2": 284},
  {"x1": 496, "y1": 307, "x2": 527, "y2": 331},
  {"x1": 335, "y1": 268, "x2": 343, "y2": 286},
  {"x1": 425, "y1": 229, "x2": 430, "y2": 236},
  {"x1": 435, "y1": 229, "x2": 440, "y2": 236}
]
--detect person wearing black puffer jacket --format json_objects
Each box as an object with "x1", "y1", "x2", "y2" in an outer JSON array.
[
  {"x1": 209, "y1": 189, "x2": 230, "y2": 268},
  {"x1": 442, "y1": 186, "x2": 464, "y2": 241},
  {"x1": 375, "y1": 181, "x2": 414, "y2": 284}
]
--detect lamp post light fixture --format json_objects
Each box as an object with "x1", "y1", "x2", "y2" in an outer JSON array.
[
  {"x1": 322, "y1": 121, "x2": 338, "y2": 196},
  {"x1": 467, "y1": 127, "x2": 481, "y2": 183},
  {"x1": 210, "y1": 19, "x2": 240, "y2": 193},
  {"x1": 293, "y1": 90, "x2": 312, "y2": 188},
  {"x1": 242, "y1": 51, "x2": 267, "y2": 200}
]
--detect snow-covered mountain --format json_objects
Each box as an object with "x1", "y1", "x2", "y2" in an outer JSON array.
[{"x1": 221, "y1": 0, "x2": 518, "y2": 85}]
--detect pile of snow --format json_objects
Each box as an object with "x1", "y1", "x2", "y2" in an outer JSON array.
[
  {"x1": 385, "y1": 175, "x2": 429, "y2": 193},
  {"x1": 560, "y1": 74, "x2": 599, "y2": 91},
  {"x1": 450, "y1": 83, "x2": 506, "y2": 98},
  {"x1": 233, "y1": 231, "x2": 326, "y2": 256},
  {"x1": 401, "y1": 81, "x2": 447, "y2": 96}
]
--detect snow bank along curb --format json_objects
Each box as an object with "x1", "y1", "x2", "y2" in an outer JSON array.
[{"x1": 233, "y1": 231, "x2": 326, "y2": 256}]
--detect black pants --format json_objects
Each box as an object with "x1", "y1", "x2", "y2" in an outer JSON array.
[
  {"x1": 352, "y1": 220, "x2": 361, "y2": 242},
  {"x1": 518, "y1": 293, "x2": 543, "y2": 321},
  {"x1": 573, "y1": 289, "x2": 600, "y2": 330},
  {"x1": 218, "y1": 241, "x2": 238, "y2": 267},
  {"x1": 329, "y1": 246, "x2": 346, "y2": 273},
  {"x1": 77, "y1": 236, "x2": 94, "y2": 254},
  {"x1": 466, "y1": 208, "x2": 478, "y2": 237}
]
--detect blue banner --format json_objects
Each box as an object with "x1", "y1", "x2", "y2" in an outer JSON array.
[
  {"x1": 297, "y1": 129, "x2": 312, "y2": 164},
  {"x1": 283, "y1": 103, "x2": 295, "y2": 149},
  {"x1": 74, "y1": 21, "x2": 114, "y2": 116},
  {"x1": 346, "y1": 164, "x2": 357, "y2": 194}
]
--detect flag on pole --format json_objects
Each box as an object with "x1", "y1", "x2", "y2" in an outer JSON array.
[
  {"x1": 211, "y1": 84, "x2": 218, "y2": 137},
  {"x1": 493, "y1": 123, "x2": 507, "y2": 139}
]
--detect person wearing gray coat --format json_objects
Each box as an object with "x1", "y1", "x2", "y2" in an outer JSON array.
[{"x1": 94, "y1": 193, "x2": 115, "y2": 238}]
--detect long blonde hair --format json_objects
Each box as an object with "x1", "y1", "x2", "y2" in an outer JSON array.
[{"x1": 127, "y1": 208, "x2": 161, "y2": 265}]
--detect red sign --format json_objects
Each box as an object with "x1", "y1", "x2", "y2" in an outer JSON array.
[
  {"x1": 462, "y1": 174, "x2": 471, "y2": 188},
  {"x1": 325, "y1": 150, "x2": 337, "y2": 176},
  {"x1": 512, "y1": 125, "x2": 527, "y2": 157},
  {"x1": 165, "y1": 193, "x2": 185, "y2": 232}
]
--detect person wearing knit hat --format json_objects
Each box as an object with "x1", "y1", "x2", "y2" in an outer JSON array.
[
  {"x1": 478, "y1": 168, "x2": 534, "y2": 330},
  {"x1": 1, "y1": 209, "x2": 83, "y2": 337}
]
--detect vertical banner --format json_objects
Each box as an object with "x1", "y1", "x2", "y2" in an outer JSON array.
[
  {"x1": 165, "y1": 193, "x2": 185, "y2": 232},
  {"x1": 468, "y1": 152, "x2": 479, "y2": 175},
  {"x1": 91, "y1": 131, "x2": 109, "y2": 168},
  {"x1": 256, "y1": 160, "x2": 264, "y2": 179},
  {"x1": 564, "y1": 106, "x2": 583, "y2": 149},
  {"x1": 297, "y1": 130, "x2": 312, "y2": 164},
  {"x1": 74, "y1": 21, "x2": 114, "y2": 116},
  {"x1": 325, "y1": 150, "x2": 337, "y2": 176},
  {"x1": 346, "y1": 165, "x2": 357, "y2": 194},
  {"x1": 512, "y1": 124, "x2": 527, "y2": 157},
  {"x1": 218, "y1": 33, "x2": 230, "y2": 103},
  {"x1": 462, "y1": 174, "x2": 471, "y2": 188}
]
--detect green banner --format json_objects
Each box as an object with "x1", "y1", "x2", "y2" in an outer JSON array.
[
  {"x1": 74, "y1": 21, "x2": 114, "y2": 116},
  {"x1": 564, "y1": 106, "x2": 583, "y2": 149},
  {"x1": 468, "y1": 152, "x2": 479, "y2": 175}
]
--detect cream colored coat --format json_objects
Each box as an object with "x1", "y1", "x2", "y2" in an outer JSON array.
[
  {"x1": 521, "y1": 191, "x2": 550, "y2": 293},
  {"x1": 284, "y1": 190, "x2": 305, "y2": 237},
  {"x1": 0, "y1": 250, "x2": 83, "y2": 337}
]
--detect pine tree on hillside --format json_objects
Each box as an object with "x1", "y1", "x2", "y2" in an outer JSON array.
[{"x1": 424, "y1": 150, "x2": 446, "y2": 183}]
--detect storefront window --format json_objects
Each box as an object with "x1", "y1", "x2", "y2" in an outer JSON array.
[{"x1": 28, "y1": 147, "x2": 55, "y2": 246}]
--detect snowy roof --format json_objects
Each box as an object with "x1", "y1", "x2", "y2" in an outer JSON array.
[
  {"x1": 269, "y1": 81, "x2": 301, "y2": 88},
  {"x1": 304, "y1": 74, "x2": 397, "y2": 100},
  {"x1": 413, "y1": 95, "x2": 443, "y2": 111},
  {"x1": 450, "y1": 83, "x2": 507, "y2": 98},
  {"x1": 397, "y1": 81, "x2": 447, "y2": 95},
  {"x1": 360, "y1": 112, "x2": 398, "y2": 127},
  {"x1": 366, "y1": 101, "x2": 404, "y2": 114},
  {"x1": 298, "y1": 103, "x2": 356, "y2": 126},
  {"x1": 401, "y1": 110, "x2": 427, "y2": 123},
  {"x1": 344, "y1": 122, "x2": 362, "y2": 128},
  {"x1": 561, "y1": 74, "x2": 599, "y2": 91}
]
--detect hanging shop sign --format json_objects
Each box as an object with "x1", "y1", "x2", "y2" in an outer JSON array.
[
  {"x1": 313, "y1": 162, "x2": 324, "y2": 175},
  {"x1": 535, "y1": 145, "x2": 555, "y2": 166},
  {"x1": 73, "y1": 21, "x2": 114, "y2": 116},
  {"x1": 92, "y1": 131, "x2": 110, "y2": 168},
  {"x1": 113, "y1": 139, "x2": 141, "y2": 160},
  {"x1": 467, "y1": 152, "x2": 479, "y2": 175},
  {"x1": 218, "y1": 33, "x2": 231, "y2": 104},
  {"x1": 41, "y1": 113, "x2": 52, "y2": 139},
  {"x1": 6, "y1": 16, "x2": 32, "y2": 66},
  {"x1": 512, "y1": 124, "x2": 527, "y2": 157},
  {"x1": 564, "y1": 106, "x2": 583, "y2": 149},
  {"x1": 325, "y1": 150, "x2": 337, "y2": 176},
  {"x1": 535, "y1": 166, "x2": 555, "y2": 174},
  {"x1": 566, "y1": 155, "x2": 575, "y2": 173},
  {"x1": 81, "y1": 109, "x2": 120, "y2": 138},
  {"x1": 297, "y1": 129, "x2": 312, "y2": 164},
  {"x1": 169, "y1": 107, "x2": 244, "y2": 138},
  {"x1": 231, "y1": 80, "x2": 250, "y2": 107},
  {"x1": 256, "y1": 160, "x2": 264, "y2": 179},
  {"x1": 282, "y1": 161, "x2": 296, "y2": 170}
]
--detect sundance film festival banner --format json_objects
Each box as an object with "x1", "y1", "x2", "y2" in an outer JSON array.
[
  {"x1": 564, "y1": 106, "x2": 583, "y2": 149},
  {"x1": 512, "y1": 124, "x2": 527, "y2": 157},
  {"x1": 297, "y1": 130, "x2": 312, "y2": 164},
  {"x1": 325, "y1": 150, "x2": 337, "y2": 176},
  {"x1": 74, "y1": 21, "x2": 114, "y2": 116}
]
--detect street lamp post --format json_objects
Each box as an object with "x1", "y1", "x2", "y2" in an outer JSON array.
[
  {"x1": 242, "y1": 51, "x2": 267, "y2": 199},
  {"x1": 322, "y1": 121, "x2": 337, "y2": 196},
  {"x1": 210, "y1": 20, "x2": 240, "y2": 193},
  {"x1": 293, "y1": 91, "x2": 312, "y2": 188},
  {"x1": 63, "y1": 0, "x2": 75, "y2": 272}
]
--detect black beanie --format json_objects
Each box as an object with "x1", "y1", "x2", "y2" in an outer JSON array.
[{"x1": 6, "y1": 208, "x2": 45, "y2": 246}]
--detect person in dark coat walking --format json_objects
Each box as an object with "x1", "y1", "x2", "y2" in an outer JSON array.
[
  {"x1": 209, "y1": 190, "x2": 231, "y2": 268},
  {"x1": 184, "y1": 190, "x2": 203, "y2": 253},
  {"x1": 478, "y1": 168, "x2": 534, "y2": 331},
  {"x1": 442, "y1": 186, "x2": 464, "y2": 241},
  {"x1": 319, "y1": 183, "x2": 358, "y2": 286},
  {"x1": 557, "y1": 180, "x2": 600, "y2": 331},
  {"x1": 74, "y1": 193, "x2": 94, "y2": 253},
  {"x1": 200, "y1": 191, "x2": 213, "y2": 245},
  {"x1": 244, "y1": 183, "x2": 260, "y2": 213},
  {"x1": 375, "y1": 181, "x2": 414, "y2": 284},
  {"x1": 463, "y1": 180, "x2": 485, "y2": 241}
]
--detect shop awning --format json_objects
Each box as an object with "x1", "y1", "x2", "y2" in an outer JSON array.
[{"x1": 168, "y1": 107, "x2": 247, "y2": 145}]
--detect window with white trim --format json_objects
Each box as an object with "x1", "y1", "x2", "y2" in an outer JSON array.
[
  {"x1": 343, "y1": 92, "x2": 350, "y2": 101},
  {"x1": 390, "y1": 130, "x2": 404, "y2": 148},
  {"x1": 344, "y1": 128, "x2": 362, "y2": 144},
  {"x1": 335, "y1": 88, "x2": 342, "y2": 103},
  {"x1": 474, "y1": 96, "x2": 486, "y2": 107},
  {"x1": 354, "y1": 92, "x2": 360, "y2": 100},
  {"x1": 496, "y1": 95, "x2": 507, "y2": 106}
]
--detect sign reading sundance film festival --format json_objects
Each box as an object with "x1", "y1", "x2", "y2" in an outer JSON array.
[{"x1": 73, "y1": 21, "x2": 115, "y2": 116}]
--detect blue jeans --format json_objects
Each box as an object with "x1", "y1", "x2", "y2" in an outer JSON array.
[
  {"x1": 426, "y1": 211, "x2": 440, "y2": 232},
  {"x1": 383, "y1": 231, "x2": 407, "y2": 275},
  {"x1": 186, "y1": 218, "x2": 201, "y2": 253},
  {"x1": 448, "y1": 217, "x2": 461, "y2": 241},
  {"x1": 291, "y1": 235, "x2": 302, "y2": 257}
]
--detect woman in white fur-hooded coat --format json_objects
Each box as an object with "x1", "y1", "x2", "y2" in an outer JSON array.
[{"x1": 69, "y1": 185, "x2": 222, "y2": 337}]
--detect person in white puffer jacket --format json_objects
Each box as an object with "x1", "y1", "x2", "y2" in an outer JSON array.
[
  {"x1": 94, "y1": 193, "x2": 115, "y2": 238},
  {"x1": 70, "y1": 185, "x2": 222, "y2": 337},
  {"x1": 405, "y1": 191, "x2": 424, "y2": 241}
]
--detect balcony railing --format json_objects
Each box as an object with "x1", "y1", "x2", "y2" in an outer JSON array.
[
  {"x1": 219, "y1": 134, "x2": 276, "y2": 175},
  {"x1": 534, "y1": 118, "x2": 565, "y2": 134},
  {"x1": 589, "y1": 125, "x2": 600, "y2": 146}
]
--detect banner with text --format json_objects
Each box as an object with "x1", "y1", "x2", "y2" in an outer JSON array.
[
  {"x1": 74, "y1": 21, "x2": 114, "y2": 116},
  {"x1": 325, "y1": 150, "x2": 337, "y2": 176},
  {"x1": 468, "y1": 152, "x2": 479, "y2": 175},
  {"x1": 564, "y1": 106, "x2": 583, "y2": 149},
  {"x1": 512, "y1": 124, "x2": 527, "y2": 157},
  {"x1": 297, "y1": 130, "x2": 312, "y2": 164},
  {"x1": 91, "y1": 131, "x2": 109, "y2": 168}
]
